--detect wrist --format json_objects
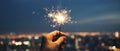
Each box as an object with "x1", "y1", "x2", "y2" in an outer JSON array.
[
  {"x1": 40, "y1": 36, "x2": 56, "y2": 51},
  {"x1": 40, "y1": 44, "x2": 56, "y2": 51}
]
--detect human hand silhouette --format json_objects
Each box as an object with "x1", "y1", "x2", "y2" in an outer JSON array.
[{"x1": 40, "y1": 30, "x2": 66, "y2": 51}]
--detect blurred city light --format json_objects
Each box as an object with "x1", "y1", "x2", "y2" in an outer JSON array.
[
  {"x1": 26, "y1": 49, "x2": 29, "y2": 51},
  {"x1": 112, "y1": 46, "x2": 116, "y2": 50},
  {"x1": 71, "y1": 34, "x2": 75, "y2": 39},
  {"x1": 15, "y1": 41, "x2": 22, "y2": 45},
  {"x1": 34, "y1": 36, "x2": 39, "y2": 40},
  {"x1": 11, "y1": 39, "x2": 16, "y2": 44},
  {"x1": 28, "y1": 36, "x2": 32, "y2": 40},
  {"x1": 0, "y1": 41, "x2": 3, "y2": 45},
  {"x1": 115, "y1": 32, "x2": 119, "y2": 38},
  {"x1": 23, "y1": 41, "x2": 30, "y2": 46}
]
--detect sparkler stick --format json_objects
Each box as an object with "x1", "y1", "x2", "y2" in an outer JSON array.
[
  {"x1": 58, "y1": 24, "x2": 62, "y2": 38},
  {"x1": 58, "y1": 24, "x2": 61, "y2": 33}
]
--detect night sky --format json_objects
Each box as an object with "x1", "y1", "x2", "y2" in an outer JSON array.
[{"x1": 0, "y1": 0, "x2": 120, "y2": 33}]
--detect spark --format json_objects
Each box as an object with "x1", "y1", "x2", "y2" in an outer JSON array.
[{"x1": 48, "y1": 9, "x2": 71, "y2": 26}]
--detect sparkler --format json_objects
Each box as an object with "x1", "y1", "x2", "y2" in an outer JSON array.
[{"x1": 48, "y1": 9, "x2": 71, "y2": 32}]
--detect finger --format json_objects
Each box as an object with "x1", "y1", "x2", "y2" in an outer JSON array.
[
  {"x1": 49, "y1": 30, "x2": 66, "y2": 38},
  {"x1": 55, "y1": 36, "x2": 66, "y2": 45},
  {"x1": 59, "y1": 32, "x2": 67, "y2": 36},
  {"x1": 52, "y1": 32, "x2": 66, "y2": 41},
  {"x1": 48, "y1": 30, "x2": 59, "y2": 38},
  {"x1": 42, "y1": 30, "x2": 59, "y2": 41}
]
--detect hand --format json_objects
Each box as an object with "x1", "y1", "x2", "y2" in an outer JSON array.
[{"x1": 40, "y1": 30, "x2": 66, "y2": 51}]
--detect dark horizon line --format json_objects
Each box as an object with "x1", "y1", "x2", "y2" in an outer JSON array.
[{"x1": 0, "y1": 31, "x2": 119, "y2": 34}]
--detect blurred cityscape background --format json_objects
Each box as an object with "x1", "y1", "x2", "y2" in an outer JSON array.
[
  {"x1": 0, "y1": 31, "x2": 120, "y2": 51},
  {"x1": 0, "y1": 0, "x2": 120, "y2": 51}
]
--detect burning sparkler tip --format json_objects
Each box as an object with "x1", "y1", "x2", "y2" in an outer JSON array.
[{"x1": 48, "y1": 9, "x2": 71, "y2": 26}]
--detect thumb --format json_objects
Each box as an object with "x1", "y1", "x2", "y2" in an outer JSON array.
[{"x1": 54, "y1": 36, "x2": 66, "y2": 45}]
